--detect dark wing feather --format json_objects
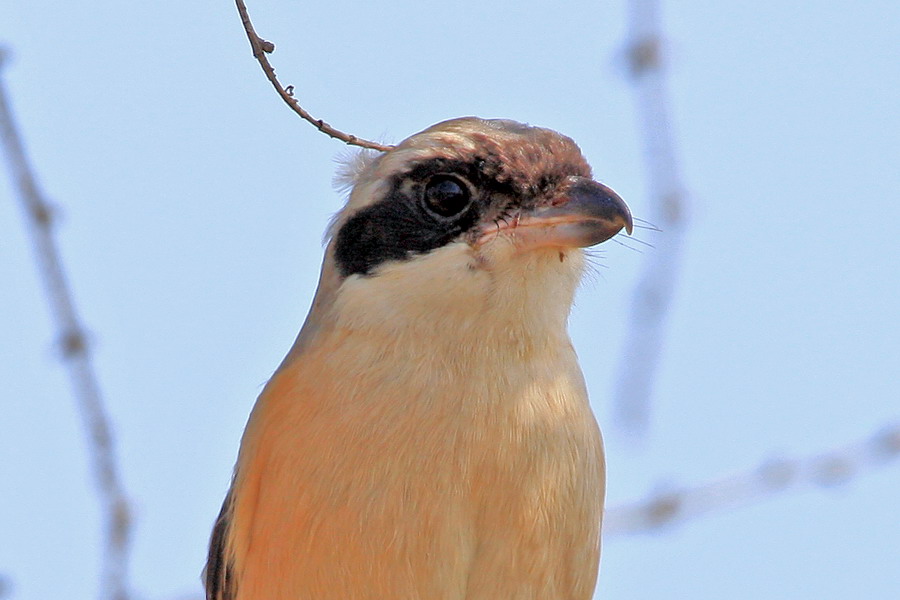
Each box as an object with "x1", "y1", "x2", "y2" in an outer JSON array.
[{"x1": 205, "y1": 491, "x2": 236, "y2": 600}]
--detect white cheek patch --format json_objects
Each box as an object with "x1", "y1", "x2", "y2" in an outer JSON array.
[
  {"x1": 334, "y1": 242, "x2": 488, "y2": 328},
  {"x1": 331, "y1": 238, "x2": 586, "y2": 344}
]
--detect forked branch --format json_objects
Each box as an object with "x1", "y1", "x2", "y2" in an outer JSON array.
[{"x1": 235, "y1": 0, "x2": 393, "y2": 152}]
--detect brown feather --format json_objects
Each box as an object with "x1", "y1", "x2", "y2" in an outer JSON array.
[{"x1": 205, "y1": 492, "x2": 235, "y2": 600}]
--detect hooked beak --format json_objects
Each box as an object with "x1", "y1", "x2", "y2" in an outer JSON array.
[{"x1": 479, "y1": 176, "x2": 633, "y2": 250}]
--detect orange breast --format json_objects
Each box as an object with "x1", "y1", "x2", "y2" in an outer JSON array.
[{"x1": 226, "y1": 328, "x2": 605, "y2": 600}]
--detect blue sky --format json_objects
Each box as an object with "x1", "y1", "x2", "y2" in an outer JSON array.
[{"x1": 1, "y1": 1, "x2": 898, "y2": 599}]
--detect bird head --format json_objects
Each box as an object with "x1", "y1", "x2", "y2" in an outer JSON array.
[{"x1": 284, "y1": 117, "x2": 632, "y2": 362}]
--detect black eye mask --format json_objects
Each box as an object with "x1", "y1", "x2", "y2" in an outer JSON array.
[{"x1": 333, "y1": 160, "x2": 489, "y2": 278}]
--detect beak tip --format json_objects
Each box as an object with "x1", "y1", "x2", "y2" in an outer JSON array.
[
  {"x1": 585, "y1": 179, "x2": 632, "y2": 238},
  {"x1": 608, "y1": 188, "x2": 633, "y2": 236}
]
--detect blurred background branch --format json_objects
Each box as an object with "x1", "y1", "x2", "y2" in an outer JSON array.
[
  {"x1": 613, "y1": 0, "x2": 689, "y2": 438},
  {"x1": 0, "y1": 50, "x2": 132, "y2": 600},
  {"x1": 605, "y1": 422, "x2": 900, "y2": 535}
]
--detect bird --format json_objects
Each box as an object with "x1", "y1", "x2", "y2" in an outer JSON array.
[{"x1": 205, "y1": 116, "x2": 632, "y2": 600}]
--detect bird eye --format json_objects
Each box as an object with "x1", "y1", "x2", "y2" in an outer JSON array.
[{"x1": 422, "y1": 176, "x2": 471, "y2": 219}]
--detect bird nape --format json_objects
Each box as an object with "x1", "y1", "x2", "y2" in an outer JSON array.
[{"x1": 206, "y1": 117, "x2": 632, "y2": 600}]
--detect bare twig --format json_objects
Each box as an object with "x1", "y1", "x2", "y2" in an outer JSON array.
[
  {"x1": 0, "y1": 51, "x2": 132, "y2": 600},
  {"x1": 613, "y1": 0, "x2": 689, "y2": 437},
  {"x1": 234, "y1": 0, "x2": 393, "y2": 152},
  {"x1": 604, "y1": 422, "x2": 900, "y2": 536}
]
